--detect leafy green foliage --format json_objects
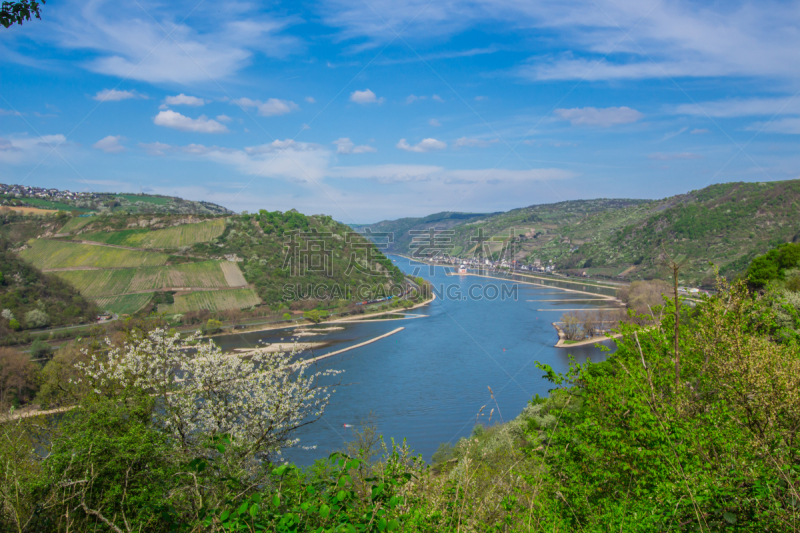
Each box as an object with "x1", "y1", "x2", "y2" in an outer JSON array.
[
  {"x1": 0, "y1": 237, "x2": 97, "y2": 342},
  {"x1": 0, "y1": 0, "x2": 45, "y2": 28},
  {"x1": 303, "y1": 309, "x2": 328, "y2": 323},
  {"x1": 746, "y1": 242, "x2": 800, "y2": 287},
  {"x1": 200, "y1": 210, "x2": 405, "y2": 305}
]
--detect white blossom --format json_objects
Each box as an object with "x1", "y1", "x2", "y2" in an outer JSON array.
[{"x1": 76, "y1": 328, "x2": 340, "y2": 461}]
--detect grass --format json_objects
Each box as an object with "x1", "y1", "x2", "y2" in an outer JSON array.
[
  {"x1": 116, "y1": 194, "x2": 171, "y2": 205},
  {"x1": 158, "y1": 288, "x2": 261, "y2": 314},
  {"x1": 92, "y1": 293, "x2": 154, "y2": 315},
  {"x1": 16, "y1": 197, "x2": 93, "y2": 212},
  {"x1": 80, "y1": 219, "x2": 226, "y2": 249},
  {"x1": 58, "y1": 217, "x2": 95, "y2": 234},
  {"x1": 54, "y1": 261, "x2": 243, "y2": 297},
  {"x1": 20, "y1": 239, "x2": 170, "y2": 269}
]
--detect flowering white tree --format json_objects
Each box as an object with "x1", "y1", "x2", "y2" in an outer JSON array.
[{"x1": 76, "y1": 328, "x2": 339, "y2": 461}]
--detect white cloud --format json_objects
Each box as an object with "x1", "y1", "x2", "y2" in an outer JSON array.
[
  {"x1": 332, "y1": 138, "x2": 377, "y2": 154},
  {"x1": 454, "y1": 137, "x2": 500, "y2": 148},
  {"x1": 0, "y1": 134, "x2": 67, "y2": 164},
  {"x1": 324, "y1": 1, "x2": 800, "y2": 84},
  {"x1": 675, "y1": 97, "x2": 800, "y2": 118},
  {"x1": 138, "y1": 139, "x2": 330, "y2": 182},
  {"x1": 429, "y1": 118, "x2": 441, "y2": 127},
  {"x1": 305, "y1": 96, "x2": 316, "y2": 103},
  {"x1": 554, "y1": 106, "x2": 643, "y2": 127},
  {"x1": 474, "y1": 95, "x2": 487, "y2": 101},
  {"x1": 396, "y1": 138, "x2": 447, "y2": 152},
  {"x1": 234, "y1": 97, "x2": 299, "y2": 116},
  {"x1": 432, "y1": 94, "x2": 444, "y2": 102},
  {"x1": 92, "y1": 89, "x2": 144, "y2": 102},
  {"x1": 406, "y1": 94, "x2": 425, "y2": 104},
  {"x1": 350, "y1": 89, "x2": 384, "y2": 104},
  {"x1": 153, "y1": 110, "x2": 229, "y2": 133},
  {"x1": 161, "y1": 93, "x2": 207, "y2": 108},
  {"x1": 44, "y1": 3, "x2": 299, "y2": 84},
  {"x1": 216, "y1": 114, "x2": 233, "y2": 123},
  {"x1": 0, "y1": 109, "x2": 23, "y2": 116},
  {"x1": 748, "y1": 117, "x2": 800, "y2": 134},
  {"x1": 691, "y1": 128, "x2": 710, "y2": 134},
  {"x1": 138, "y1": 141, "x2": 172, "y2": 156},
  {"x1": 329, "y1": 164, "x2": 573, "y2": 184},
  {"x1": 648, "y1": 152, "x2": 703, "y2": 160},
  {"x1": 92, "y1": 135, "x2": 125, "y2": 153}
]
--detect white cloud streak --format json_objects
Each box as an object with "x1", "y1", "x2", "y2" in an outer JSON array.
[
  {"x1": 234, "y1": 97, "x2": 299, "y2": 116},
  {"x1": 0, "y1": 134, "x2": 68, "y2": 164},
  {"x1": 396, "y1": 138, "x2": 447, "y2": 152},
  {"x1": 93, "y1": 89, "x2": 144, "y2": 102},
  {"x1": 647, "y1": 152, "x2": 703, "y2": 160},
  {"x1": 332, "y1": 138, "x2": 376, "y2": 154},
  {"x1": 153, "y1": 110, "x2": 229, "y2": 133},
  {"x1": 93, "y1": 135, "x2": 125, "y2": 153},
  {"x1": 350, "y1": 89, "x2": 384, "y2": 104},
  {"x1": 554, "y1": 106, "x2": 643, "y2": 127},
  {"x1": 162, "y1": 93, "x2": 207, "y2": 107}
]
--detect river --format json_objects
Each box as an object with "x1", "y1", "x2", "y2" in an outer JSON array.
[{"x1": 212, "y1": 255, "x2": 617, "y2": 464}]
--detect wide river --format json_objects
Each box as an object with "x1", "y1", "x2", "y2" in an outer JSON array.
[{"x1": 212, "y1": 255, "x2": 617, "y2": 464}]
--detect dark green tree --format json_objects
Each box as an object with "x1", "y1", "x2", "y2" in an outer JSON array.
[{"x1": 1, "y1": 0, "x2": 45, "y2": 28}]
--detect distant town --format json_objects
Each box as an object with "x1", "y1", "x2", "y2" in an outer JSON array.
[{"x1": 0, "y1": 183, "x2": 98, "y2": 203}]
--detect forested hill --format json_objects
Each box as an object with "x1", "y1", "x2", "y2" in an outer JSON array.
[
  {"x1": 357, "y1": 199, "x2": 645, "y2": 257},
  {"x1": 556, "y1": 179, "x2": 800, "y2": 285},
  {"x1": 1, "y1": 207, "x2": 405, "y2": 340},
  {"x1": 359, "y1": 180, "x2": 800, "y2": 285}
]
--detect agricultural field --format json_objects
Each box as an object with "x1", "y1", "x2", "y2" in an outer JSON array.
[
  {"x1": 116, "y1": 194, "x2": 171, "y2": 205},
  {"x1": 92, "y1": 293, "x2": 155, "y2": 315},
  {"x1": 20, "y1": 239, "x2": 170, "y2": 269},
  {"x1": 158, "y1": 288, "x2": 261, "y2": 314},
  {"x1": 220, "y1": 261, "x2": 248, "y2": 286},
  {"x1": 58, "y1": 216, "x2": 96, "y2": 234},
  {"x1": 14, "y1": 197, "x2": 94, "y2": 212},
  {"x1": 54, "y1": 261, "x2": 245, "y2": 297},
  {"x1": 79, "y1": 219, "x2": 226, "y2": 249}
]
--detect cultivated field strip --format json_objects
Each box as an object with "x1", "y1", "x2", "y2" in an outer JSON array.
[
  {"x1": 20, "y1": 239, "x2": 169, "y2": 269},
  {"x1": 57, "y1": 217, "x2": 95, "y2": 234},
  {"x1": 92, "y1": 293, "x2": 155, "y2": 315},
  {"x1": 158, "y1": 288, "x2": 261, "y2": 314},
  {"x1": 220, "y1": 261, "x2": 248, "y2": 287},
  {"x1": 80, "y1": 219, "x2": 225, "y2": 249},
  {"x1": 54, "y1": 261, "x2": 240, "y2": 297}
]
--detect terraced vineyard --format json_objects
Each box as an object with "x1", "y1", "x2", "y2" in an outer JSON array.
[
  {"x1": 79, "y1": 219, "x2": 226, "y2": 249},
  {"x1": 92, "y1": 293, "x2": 155, "y2": 315},
  {"x1": 57, "y1": 216, "x2": 96, "y2": 234},
  {"x1": 54, "y1": 261, "x2": 244, "y2": 297},
  {"x1": 158, "y1": 288, "x2": 261, "y2": 314},
  {"x1": 20, "y1": 239, "x2": 169, "y2": 269}
]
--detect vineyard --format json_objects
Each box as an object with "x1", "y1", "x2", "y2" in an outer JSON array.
[
  {"x1": 79, "y1": 219, "x2": 226, "y2": 249},
  {"x1": 54, "y1": 261, "x2": 245, "y2": 297},
  {"x1": 158, "y1": 288, "x2": 261, "y2": 314},
  {"x1": 91, "y1": 293, "x2": 155, "y2": 315},
  {"x1": 20, "y1": 240, "x2": 169, "y2": 269},
  {"x1": 57, "y1": 216, "x2": 95, "y2": 234}
]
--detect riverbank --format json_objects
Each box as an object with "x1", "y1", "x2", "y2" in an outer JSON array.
[
  {"x1": 453, "y1": 272, "x2": 621, "y2": 302},
  {"x1": 205, "y1": 293, "x2": 435, "y2": 341},
  {"x1": 551, "y1": 322, "x2": 623, "y2": 348}
]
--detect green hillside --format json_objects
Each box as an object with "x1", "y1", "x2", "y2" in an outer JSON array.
[
  {"x1": 4, "y1": 206, "x2": 406, "y2": 320},
  {"x1": 361, "y1": 200, "x2": 647, "y2": 258},
  {"x1": 361, "y1": 180, "x2": 800, "y2": 285},
  {"x1": 0, "y1": 237, "x2": 98, "y2": 341}
]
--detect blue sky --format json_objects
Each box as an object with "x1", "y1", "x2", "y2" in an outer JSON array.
[{"x1": 2, "y1": 0, "x2": 800, "y2": 222}]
